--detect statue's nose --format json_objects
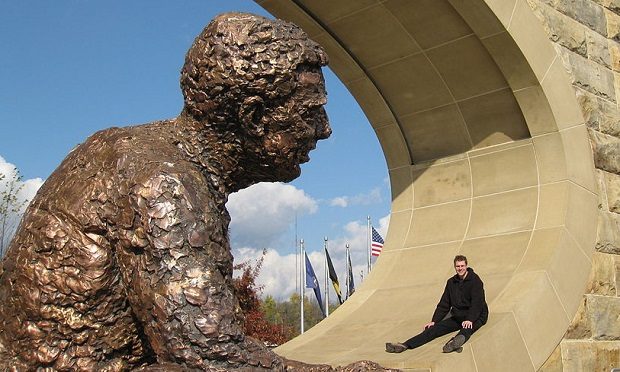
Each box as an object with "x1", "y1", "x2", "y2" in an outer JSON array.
[{"x1": 315, "y1": 107, "x2": 331, "y2": 140}]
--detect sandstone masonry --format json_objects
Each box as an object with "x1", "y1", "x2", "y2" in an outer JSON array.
[{"x1": 527, "y1": 0, "x2": 620, "y2": 370}]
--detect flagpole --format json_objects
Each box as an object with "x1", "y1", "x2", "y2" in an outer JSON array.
[
  {"x1": 367, "y1": 216, "x2": 371, "y2": 274},
  {"x1": 300, "y1": 239, "x2": 305, "y2": 334},
  {"x1": 295, "y1": 214, "x2": 298, "y2": 296}
]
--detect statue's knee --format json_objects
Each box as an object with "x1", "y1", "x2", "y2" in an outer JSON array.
[{"x1": 133, "y1": 362, "x2": 189, "y2": 371}]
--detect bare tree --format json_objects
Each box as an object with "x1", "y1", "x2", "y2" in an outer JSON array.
[{"x1": 0, "y1": 167, "x2": 28, "y2": 256}]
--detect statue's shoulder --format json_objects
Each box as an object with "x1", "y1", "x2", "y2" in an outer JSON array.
[
  {"x1": 106, "y1": 121, "x2": 193, "y2": 175},
  {"x1": 126, "y1": 158, "x2": 213, "y2": 201},
  {"x1": 103, "y1": 121, "x2": 176, "y2": 155}
]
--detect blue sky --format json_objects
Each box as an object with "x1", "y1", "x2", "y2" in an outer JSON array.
[{"x1": 0, "y1": 0, "x2": 390, "y2": 300}]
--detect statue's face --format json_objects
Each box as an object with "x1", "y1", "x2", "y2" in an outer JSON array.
[{"x1": 259, "y1": 66, "x2": 331, "y2": 181}]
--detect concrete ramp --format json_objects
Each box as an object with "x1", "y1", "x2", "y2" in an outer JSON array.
[{"x1": 257, "y1": 0, "x2": 598, "y2": 370}]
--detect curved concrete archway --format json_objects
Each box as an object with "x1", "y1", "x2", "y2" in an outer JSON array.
[{"x1": 257, "y1": 1, "x2": 598, "y2": 370}]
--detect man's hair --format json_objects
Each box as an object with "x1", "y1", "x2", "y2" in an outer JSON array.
[
  {"x1": 454, "y1": 255, "x2": 468, "y2": 265},
  {"x1": 180, "y1": 12, "x2": 328, "y2": 123}
]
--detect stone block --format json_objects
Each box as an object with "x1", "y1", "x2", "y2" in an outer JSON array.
[
  {"x1": 587, "y1": 295, "x2": 620, "y2": 339},
  {"x1": 590, "y1": 129, "x2": 620, "y2": 174},
  {"x1": 597, "y1": 94, "x2": 620, "y2": 137},
  {"x1": 561, "y1": 50, "x2": 616, "y2": 101},
  {"x1": 538, "y1": 343, "x2": 563, "y2": 371},
  {"x1": 560, "y1": 340, "x2": 620, "y2": 371},
  {"x1": 616, "y1": 70, "x2": 620, "y2": 107},
  {"x1": 604, "y1": 170, "x2": 620, "y2": 212},
  {"x1": 566, "y1": 294, "x2": 620, "y2": 340},
  {"x1": 592, "y1": 0, "x2": 608, "y2": 8},
  {"x1": 597, "y1": 209, "x2": 620, "y2": 254},
  {"x1": 575, "y1": 88, "x2": 620, "y2": 137},
  {"x1": 616, "y1": 255, "x2": 620, "y2": 295},
  {"x1": 576, "y1": 88, "x2": 600, "y2": 130},
  {"x1": 596, "y1": 169, "x2": 610, "y2": 210},
  {"x1": 607, "y1": 8, "x2": 620, "y2": 41},
  {"x1": 587, "y1": 26, "x2": 612, "y2": 67},
  {"x1": 611, "y1": 41, "x2": 620, "y2": 71},
  {"x1": 586, "y1": 252, "x2": 618, "y2": 295},
  {"x1": 533, "y1": 1, "x2": 588, "y2": 55},
  {"x1": 548, "y1": 0, "x2": 607, "y2": 36},
  {"x1": 565, "y1": 297, "x2": 590, "y2": 339},
  {"x1": 593, "y1": 0, "x2": 620, "y2": 15},
  {"x1": 576, "y1": 88, "x2": 620, "y2": 136}
]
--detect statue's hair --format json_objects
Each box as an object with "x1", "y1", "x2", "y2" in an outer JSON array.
[{"x1": 180, "y1": 12, "x2": 328, "y2": 122}]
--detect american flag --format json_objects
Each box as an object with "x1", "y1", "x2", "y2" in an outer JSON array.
[{"x1": 371, "y1": 227, "x2": 384, "y2": 257}]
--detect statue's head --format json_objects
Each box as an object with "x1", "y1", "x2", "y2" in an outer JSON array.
[{"x1": 180, "y1": 12, "x2": 331, "y2": 183}]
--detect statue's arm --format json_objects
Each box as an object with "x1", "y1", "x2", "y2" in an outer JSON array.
[{"x1": 116, "y1": 169, "x2": 276, "y2": 370}]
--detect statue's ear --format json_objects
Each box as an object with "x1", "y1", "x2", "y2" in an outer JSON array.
[{"x1": 239, "y1": 96, "x2": 265, "y2": 136}]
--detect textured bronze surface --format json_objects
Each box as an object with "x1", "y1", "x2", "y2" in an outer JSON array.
[{"x1": 0, "y1": 13, "x2": 396, "y2": 371}]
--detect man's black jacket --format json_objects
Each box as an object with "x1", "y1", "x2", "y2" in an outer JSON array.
[{"x1": 431, "y1": 267, "x2": 488, "y2": 324}]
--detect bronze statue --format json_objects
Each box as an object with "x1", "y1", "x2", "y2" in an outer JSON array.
[{"x1": 0, "y1": 12, "x2": 394, "y2": 371}]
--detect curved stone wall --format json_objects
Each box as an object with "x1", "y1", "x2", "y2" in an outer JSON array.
[{"x1": 257, "y1": 0, "x2": 600, "y2": 370}]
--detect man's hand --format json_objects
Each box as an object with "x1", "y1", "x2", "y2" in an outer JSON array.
[
  {"x1": 423, "y1": 322, "x2": 435, "y2": 330},
  {"x1": 462, "y1": 320, "x2": 473, "y2": 329}
]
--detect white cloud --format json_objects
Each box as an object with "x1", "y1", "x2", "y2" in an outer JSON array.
[
  {"x1": 0, "y1": 156, "x2": 44, "y2": 251},
  {"x1": 328, "y1": 187, "x2": 383, "y2": 208},
  {"x1": 233, "y1": 246, "x2": 334, "y2": 303},
  {"x1": 233, "y1": 247, "x2": 298, "y2": 301},
  {"x1": 227, "y1": 182, "x2": 318, "y2": 249},
  {"x1": 232, "y1": 214, "x2": 390, "y2": 302},
  {"x1": 327, "y1": 215, "x2": 389, "y2": 269},
  {"x1": 329, "y1": 197, "x2": 348, "y2": 207}
]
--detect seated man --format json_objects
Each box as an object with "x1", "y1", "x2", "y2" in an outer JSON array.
[{"x1": 386, "y1": 255, "x2": 488, "y2": 354}]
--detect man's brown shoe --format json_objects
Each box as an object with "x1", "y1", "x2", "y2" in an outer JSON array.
[{"x1": 385, "y1": 342, "x2": 408, "y2": 353}]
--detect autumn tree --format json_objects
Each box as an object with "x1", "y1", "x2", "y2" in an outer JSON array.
[
  {"x1": 261, "y1": 295, "x2": 281, "y2": 325},
  {"x1": 233, "y1": 250, "x2": 294, "y2": 345},
  {"x1": 265, "y1": 292, "x2": 328, "y2": 337},
  {"x1": 0, "y1": 167, "x2": 29, "y2": 256}
]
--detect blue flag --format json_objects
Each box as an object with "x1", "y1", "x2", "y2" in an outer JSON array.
[{"x1": 305, "y1": 252, "x2": 326, "y2": 317}]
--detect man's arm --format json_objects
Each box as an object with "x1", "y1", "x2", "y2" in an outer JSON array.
[
  {"x1": 466, "y1": 276, "x2": 485, "y2": 322},
  {"x1": 431, "y1": 281, "x2": 451, "y2": 323}
]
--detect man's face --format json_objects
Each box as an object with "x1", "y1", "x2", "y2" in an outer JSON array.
[
  {"x1": 259, "y1": 65, "x2": 332, "y2": 181},
  {"x1": 454, "y1": 260, "x2": 468, "y2": 278}
]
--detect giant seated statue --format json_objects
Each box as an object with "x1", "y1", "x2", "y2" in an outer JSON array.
[{"x1": 0, "y1": 12, "x2": 393, "y2": 371}]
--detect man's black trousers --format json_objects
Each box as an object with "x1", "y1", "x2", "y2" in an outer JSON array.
[{"x1": 402, "y1": 317, "x2": 485, "y2": 349}]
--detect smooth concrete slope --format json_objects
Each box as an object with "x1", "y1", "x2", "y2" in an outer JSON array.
[{"x1": 257, "y1": 1, "x2": 598, "y2": 370}]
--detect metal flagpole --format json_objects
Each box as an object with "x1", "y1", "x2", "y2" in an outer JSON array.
[
  {"x1": 324, "y1": 237, "x2": 329, "y2": 317},
  {"x1": 300, "y1": 239, "x2": 305, "y2": 334},
  {"x1": 345, "y1": 243, "x2": 350, "y2": 300},
  {"x1": 367, "y1": 216, "x2": 371, "y2": 275},
  {"x1": 295, "y1": 214, "x2": 298, "y2": 295}
]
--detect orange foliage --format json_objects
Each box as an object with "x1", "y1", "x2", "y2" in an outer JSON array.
[{"x1": 233, "y1": 250, "x2": 294, "y2": 345}]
